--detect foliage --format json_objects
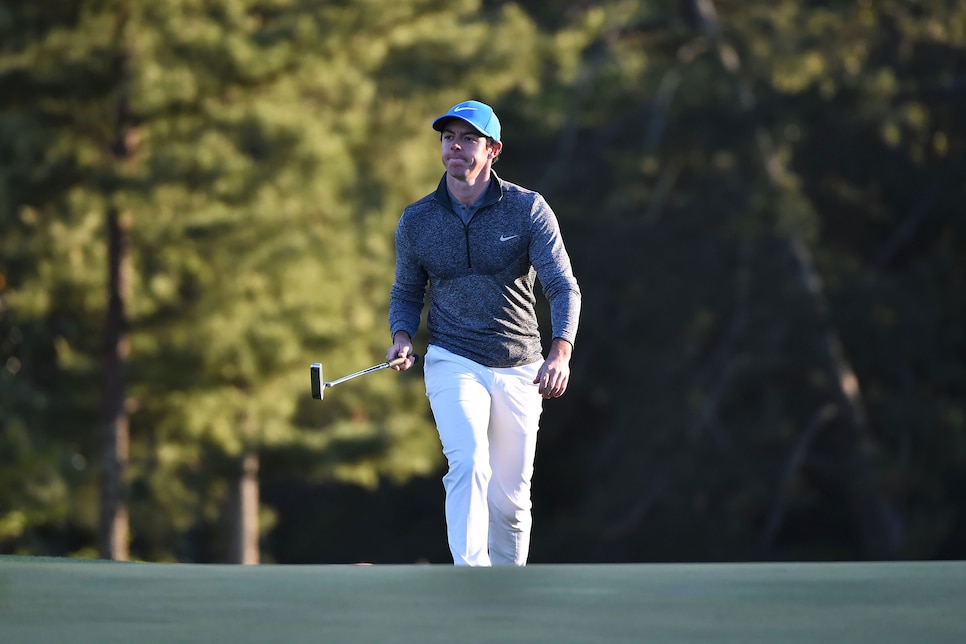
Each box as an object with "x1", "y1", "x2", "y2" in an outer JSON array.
[
  {"x1": 522, "y1": 0, "x2": 966, "y2": 562},
  {"x1": 2, "y1": 0, "x2": 964, "y2": 563}
]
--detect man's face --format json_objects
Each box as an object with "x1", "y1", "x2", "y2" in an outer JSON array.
[{"x1": 440, "y1": 121, "x2": 500, "y2": 181}]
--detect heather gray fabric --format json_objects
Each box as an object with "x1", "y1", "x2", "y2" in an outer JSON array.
[{"x1": 390, "y1": 172, "x2": 580, "y2": 368}]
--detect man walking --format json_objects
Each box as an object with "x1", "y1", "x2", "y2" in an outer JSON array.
[{"x1": 387, "y1": 100, "x2": 581, "y2": 566}]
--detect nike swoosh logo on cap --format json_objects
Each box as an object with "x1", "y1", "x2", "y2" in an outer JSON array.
[
  {"x1": 500, "y1": 234, "x2": 519, "y2": 242},
  {"x1": 453, "y1": 106, "x2": 475, "y2": 112}
]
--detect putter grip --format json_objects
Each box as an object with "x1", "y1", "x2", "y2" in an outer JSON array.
[{"x1": 388, "y1": 354, "x2": 419, "y2": 368}]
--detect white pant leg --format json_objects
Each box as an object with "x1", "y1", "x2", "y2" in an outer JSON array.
[
  {"x1": 487, "y1": 361, "x2": 543, "y2": 566},
  {"x1": 424, "y1": 346, "x2": 494, "y2": 566}
]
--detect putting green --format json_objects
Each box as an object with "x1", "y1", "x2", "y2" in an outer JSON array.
[{"x1": 1, "y1": 556, "x2": 963, "y2": 642}]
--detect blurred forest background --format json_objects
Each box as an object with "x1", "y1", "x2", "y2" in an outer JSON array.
[{"x1": 1, "y1": 0, "x2": 964, "y2": 565}]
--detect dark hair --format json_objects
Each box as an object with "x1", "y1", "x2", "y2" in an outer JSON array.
[{"x1": 487, "y1": 137, "x2": 501, "y2": 164}]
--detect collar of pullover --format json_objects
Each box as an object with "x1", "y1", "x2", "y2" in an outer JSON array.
[{"x1": 433, "y1": 171, "x2": 504, "y2": 213}]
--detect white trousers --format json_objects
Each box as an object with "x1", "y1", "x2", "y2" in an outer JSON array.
[{"x1": 424, "y1": 345, "x2": 544, "y2": 566}]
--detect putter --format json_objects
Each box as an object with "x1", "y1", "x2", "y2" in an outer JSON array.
[{"x1": 310, "y1": 355, "x2": 419, "y2": 400}]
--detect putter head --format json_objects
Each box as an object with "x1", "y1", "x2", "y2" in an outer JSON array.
[{"x1": 310, "y1": 363, "x2": 324, "y2": 400}]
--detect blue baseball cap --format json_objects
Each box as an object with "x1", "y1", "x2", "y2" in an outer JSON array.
[{"x1": 432, "y1": 100, "x2": 501, "y2": 142}]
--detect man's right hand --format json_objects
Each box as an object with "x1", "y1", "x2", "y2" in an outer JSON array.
[{"x1": 387, "y1": 331, "x2": 416, "y2": 371}]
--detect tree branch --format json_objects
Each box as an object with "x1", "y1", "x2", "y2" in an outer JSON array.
[{"x1": 759, "y1": 404, "x2": 839, "y2": 550}]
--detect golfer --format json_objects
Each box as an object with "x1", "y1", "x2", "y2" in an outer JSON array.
[{"x1": 387, "y1": 100, "x2": 581, "y2": 566}]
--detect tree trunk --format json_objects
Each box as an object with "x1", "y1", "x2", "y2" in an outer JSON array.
[
  {"x1": 99, "y1": 7, "x2": 136, "y2": 561},
  {"x1": 228, "y1": 449, "x2": 260, "y2": 565},
  {"x1": 99, "y1": 207, "x2": 131, "y2": 561}
]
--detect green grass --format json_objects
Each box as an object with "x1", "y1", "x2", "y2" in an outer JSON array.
[{"x1": 1, "y1": 556, "x2": 964, "y2": 642}]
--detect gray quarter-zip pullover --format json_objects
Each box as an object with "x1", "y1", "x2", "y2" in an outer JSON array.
[{"x1": 390, "y1": 172, "x2": 581, "y2": 368}]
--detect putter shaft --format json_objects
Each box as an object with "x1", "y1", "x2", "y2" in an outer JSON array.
[
  {"x1": 326, "y1": 359, "x2": 393, "y2": 387},
  {"x1": 310, "y1": 355, "x2": 418, "y2": 400}
]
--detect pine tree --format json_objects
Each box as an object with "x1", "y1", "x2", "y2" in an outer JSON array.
[{"x1": 1, "y1": 0, "x2": 548, "y2": 562}]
